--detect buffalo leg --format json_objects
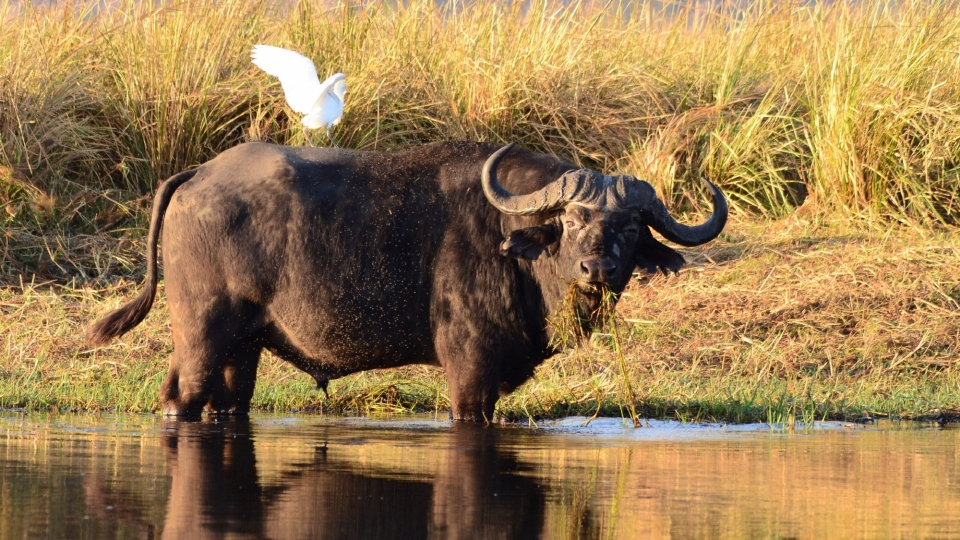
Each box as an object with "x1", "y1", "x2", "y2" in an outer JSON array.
[
  {"x1": 160, "y1": 297, "x2": 256, "y2": 417},
  {"x1": 206, "y1": 338, "x2": 262, "y2": 415},
  {"x1": 160, "y1": 351, "x2": 211, "y2": 418},
  {"x1": 437, "y1": 338, "x2": 501, "y2": 422},
  {"x1": 444, "y1": 367, "x2": 499, "y2": 422}
]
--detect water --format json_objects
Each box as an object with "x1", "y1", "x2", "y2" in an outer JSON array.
[{"x1": 0, "y1": 413, "x2": 958, "y2": 539}]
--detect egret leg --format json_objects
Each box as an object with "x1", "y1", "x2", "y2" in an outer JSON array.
[
  {"x1": 302, "y1": 126, "x2": 315, "y2": 147},
  {"x1": 326, "y1": 127, "x2": 340, "y2": 148}
]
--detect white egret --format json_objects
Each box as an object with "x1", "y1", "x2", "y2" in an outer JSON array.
[{"x1": 251, "y1": 45, "x2": 346, "y2": 147}]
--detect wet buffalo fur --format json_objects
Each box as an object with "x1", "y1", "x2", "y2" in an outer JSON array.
[{"x1": 87, "y1": 141, "x2": 698, "y2": 421}]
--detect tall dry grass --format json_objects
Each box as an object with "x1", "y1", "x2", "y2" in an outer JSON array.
[{"x1": 2, "y1": 0, "x2": 960, "y2": 282}]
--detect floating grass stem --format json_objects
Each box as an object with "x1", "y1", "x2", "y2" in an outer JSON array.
[
  {"x1": 606, "y1": 292, "x2": 641, "y2": 428},
  {"x1": 548, "y1": 283, "x2": 643, "y2": 426}
]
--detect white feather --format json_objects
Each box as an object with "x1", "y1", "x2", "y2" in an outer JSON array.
[
  {"x1": 251, "y1": 45, "x2": 348, "y2": 146},
  {"x1": 301, "y1": 73, "x2": 346, "y2": 129},
  {"x1": 251, "y1": 45, "x2": 323, "y2": 115}
]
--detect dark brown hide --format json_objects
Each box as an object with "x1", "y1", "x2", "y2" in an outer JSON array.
[{"x1": 87, "y1": 141, "x2": 726, "y2": 421}]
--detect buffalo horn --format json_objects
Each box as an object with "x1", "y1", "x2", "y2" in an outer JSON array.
[
  {"x1": 481, "y1": 143, "x2": 602, "y2": 216},
  {"x1": 640, "y1": 180, "x2": 728, "y2": 247}
]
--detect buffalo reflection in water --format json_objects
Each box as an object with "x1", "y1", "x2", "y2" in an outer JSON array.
[{"x1": 158, "y1": 419, "x2": 545, "y2": 539}]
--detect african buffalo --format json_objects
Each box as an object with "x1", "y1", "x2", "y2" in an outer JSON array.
[{"x1": 87, "y1": 141, "x2": 726, "y2": 421}]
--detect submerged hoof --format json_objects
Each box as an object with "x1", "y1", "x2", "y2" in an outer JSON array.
[{"x1": 160, "y1": 394, "x2": 206, "y2": 420}]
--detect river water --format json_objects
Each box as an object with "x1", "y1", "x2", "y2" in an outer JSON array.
[{"x1": 0, "y1": 412, "x2": 957, "y2": 539}]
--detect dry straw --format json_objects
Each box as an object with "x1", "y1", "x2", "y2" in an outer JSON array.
[{"x1": 4, "y1": 1, "x2": 960, "y2": 283}]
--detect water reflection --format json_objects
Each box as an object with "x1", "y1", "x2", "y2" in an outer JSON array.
[
  {"x1": 158, "y1": 419, "x2": 543, "y2": 539},
  {"x1": 83, "y1": 472, "x2": 158, "y2": 538},
  {"x1": 1, "y1": 414, "x2": 959, "y2": 539}
]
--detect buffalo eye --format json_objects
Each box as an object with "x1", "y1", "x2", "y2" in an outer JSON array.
[
  {"x1": 624, "y1": 224, "x2": 640, "y2": 237},
  {"x1": 564, "y1": 220, "x2": 579, "y2": 231}
]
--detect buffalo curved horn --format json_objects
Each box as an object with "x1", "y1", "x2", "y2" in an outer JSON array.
[
  {"x1": 641, "y1": 180, "x2": 728, "y2": 247},
  {"x1": 481, "y1": 143, "x2": 602, "y2": 216}
]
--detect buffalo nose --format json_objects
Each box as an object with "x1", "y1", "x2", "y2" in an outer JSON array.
[{"x1": 579, "y1": 259, "x2": 618, "y2": 283}]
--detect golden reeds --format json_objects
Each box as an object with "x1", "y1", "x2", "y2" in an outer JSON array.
[{"x1": 4, "y1": 0, "x2": 960, "y2": 282}]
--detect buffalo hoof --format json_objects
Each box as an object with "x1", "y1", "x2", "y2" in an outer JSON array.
[{"x1": 160, "y1": 395, "x2": 206, "y2": 420}]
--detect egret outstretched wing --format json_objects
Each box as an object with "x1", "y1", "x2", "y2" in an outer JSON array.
[
  {"x1": 252, "y1": 45, "x2": 347, "y2": 147},
  {"x1": 251, "y1": 45, "x2": 322, "y2": 115}
]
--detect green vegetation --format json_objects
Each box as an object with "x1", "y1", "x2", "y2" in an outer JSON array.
[{"x1": 2, "y1": 0, "x2": 959, "y2": 423}]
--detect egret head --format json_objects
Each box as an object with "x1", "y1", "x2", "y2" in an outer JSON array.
[{"x1": 333, "y1": 78, "x2": 347, "y2": 101}]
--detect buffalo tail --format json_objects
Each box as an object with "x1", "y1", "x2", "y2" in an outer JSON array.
[{"x1": 85, "y1": 169, "x2": 197, "y2": 347}]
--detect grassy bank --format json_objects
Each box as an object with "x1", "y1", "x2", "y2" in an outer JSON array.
[
  {"x1": 2, "y1": 0, "x2": 960, "y2": 422},
  {"x1": 2, "y1": 219, "x2": 958, "y2": 423}
]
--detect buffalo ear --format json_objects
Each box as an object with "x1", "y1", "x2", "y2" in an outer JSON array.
[
  {"x1": 635, "y1": 228, "x2": 686, "y2": 274},
  {"x1": 500, "y1": 223, "x2": 561, "y2": 260}
]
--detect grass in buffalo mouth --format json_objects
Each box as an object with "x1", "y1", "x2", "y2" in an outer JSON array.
[
  {"x1": 547, "y1": 282, "x2": 619, "y2": 352},
  {"x1": 547, "y1": 283, "x2": 642, "y2": 426}
]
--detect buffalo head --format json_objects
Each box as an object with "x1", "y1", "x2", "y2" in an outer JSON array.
[{"x1": 482, "y1": 143, "x2": 727, "y2": 300}]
